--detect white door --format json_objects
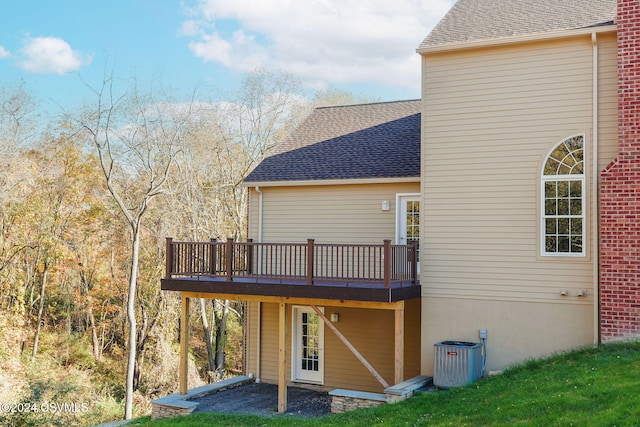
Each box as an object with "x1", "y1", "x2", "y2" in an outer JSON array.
[
  {"x1": 397, "y1": 194, "x2": 420, "y2": 271},
  {"x1": 292, "y1": 306, "x2": 324, "y2": 384}
]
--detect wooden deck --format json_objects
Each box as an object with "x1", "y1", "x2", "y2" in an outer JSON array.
[{"x1": 161, "y1": 238, "x2": 420, "y2": 302}]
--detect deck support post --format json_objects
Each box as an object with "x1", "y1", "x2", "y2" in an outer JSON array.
[
  {"x1": 278, "y1": 302, "x2": 287, "y2": 413},
  {"x1": 226, "y1": 238, "x2": 234, "y2": 281},
  {"x1": 179, "y1": 294, "x2": 190, "y2": 395},
  {"x1": 165, "y1": 237, "x2": 173, "y2": 278},
  {"x1": 383, "y1": 239, "x2": 391, "y2": 288},
  {"x1": 410, "y1": 240, "x2": 418, "y2": 286},
  {"x1": 246, "y1": 238, "x2": 254, "y2": 275},
  {"x1": 306, "y1": 239, "x2": 315, "y2": 285},
  {"x1": 394, "y1": 305, "x2": 404, "y2": 385}
]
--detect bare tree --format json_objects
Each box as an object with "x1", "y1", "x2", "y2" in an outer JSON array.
[
  {"x1": 78, "y1": 76, "x2": 193, "y2": 420},
  {"x1": 166, "y1": 70, "x2": 306, "y2": 375},
  {"x1": 0, "y1": 85, "x2": 37, "y2": 281}
]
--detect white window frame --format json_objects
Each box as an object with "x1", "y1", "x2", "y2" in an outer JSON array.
[{"x1": 540, "y1": 134, "x2": 586, "y2": 257}]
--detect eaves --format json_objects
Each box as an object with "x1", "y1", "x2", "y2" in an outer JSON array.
[
  {"x1": 241, "y1": 176, "x2": 420, "y2": 188},
  {"x1": 417, "y1": 24, "x2": 616, "y2": 55}
]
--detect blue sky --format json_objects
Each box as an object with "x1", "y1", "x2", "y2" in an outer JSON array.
[{"x1": 0, "y1": 0, "x2": 454, "y2": 116}]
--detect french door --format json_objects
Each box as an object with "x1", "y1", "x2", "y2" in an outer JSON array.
[
  {"x1": 292, "y1": 306, "x2": 324, "y2": 384},
  {"x1": 397, "y1": 194, "x2": 420, "y2": 271}
]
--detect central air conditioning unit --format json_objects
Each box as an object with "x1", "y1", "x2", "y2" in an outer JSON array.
[{"x1": 433, "y1": 340, "x2": 483, "y2": 388}]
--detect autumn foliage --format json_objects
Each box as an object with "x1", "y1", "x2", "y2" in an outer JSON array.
[{"x1": 0, "y1": 74, "x2": 351, "y2": 425}]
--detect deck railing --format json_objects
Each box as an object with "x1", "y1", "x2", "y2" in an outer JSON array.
[{"x1": 165, "y1": 238, "x2": 418, "y2": 288}]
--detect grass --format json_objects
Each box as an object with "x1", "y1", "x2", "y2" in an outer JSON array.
[{"x1": 130, "y1": 341, "x2": 640, "y2": 426}]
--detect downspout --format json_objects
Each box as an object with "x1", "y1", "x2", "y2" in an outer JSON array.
[
  {"x1": 591, "y1": 32, "x2": 600, "y2": 345},
  {"x1": 254, "y1": 186, "x2": 263, "y2": 382}
]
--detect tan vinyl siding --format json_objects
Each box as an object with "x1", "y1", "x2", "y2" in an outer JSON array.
[
  {"x1": 244, "y1": 301, "x2": 258, "y2": 377},
  {"x1": 257, "y1": 302, "x2": 282, "y2": 383},
  {"x1": 248, "y1": 183, "x2": 420, "y2": 243},
  {"x1": 420, "y1": 34, "x2": 617, "y2": 371},
  {"x1": 323, "y1": 307, "x2": 394, "y2": 392},
  {"x1": 403, "y1": 298, "x2": 421, "y2": 379},
  {"x1": 254, "y1": 301, "x2": 420, "y2": 392},
  {"x1": 422, "y1": 36, "x2": 615, "y2": 301},
  {"x1": 321, "y1": 301, "x2": 419, "y2": 391},
  {"x1": 421, "y1": 297, "x2": 596, "y2": 373}
]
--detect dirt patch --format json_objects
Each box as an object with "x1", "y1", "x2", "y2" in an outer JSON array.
[{"x1": 191, "y1": 382, "x2": 331, "y2": 418}]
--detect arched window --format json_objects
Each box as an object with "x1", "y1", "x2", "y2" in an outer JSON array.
[{"x1": 541, "y1": 135, "x2": 585, "y2": 256}]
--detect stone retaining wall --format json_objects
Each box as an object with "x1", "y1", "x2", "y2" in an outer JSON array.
[
  {"x1": 330, "y1": 394, "x2": 386, "y2": 413},
  {"x1": 151, "y1": 403, "x2": 196, "y2": 419},
  {"x1": 329, "y1": 376, "x2": 433, "y2": 414},
  {"x1": 328, "y1": 389, "x2": 387, "y2": 414}
]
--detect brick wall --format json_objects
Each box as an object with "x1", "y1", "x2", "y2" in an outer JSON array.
[{"x1": 600, "y1": 0, "x2": 640, "y2": 341}]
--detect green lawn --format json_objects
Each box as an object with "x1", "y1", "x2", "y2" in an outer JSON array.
[{"x1": 130, "y1": 341, "x2": 640, "y2": 426}]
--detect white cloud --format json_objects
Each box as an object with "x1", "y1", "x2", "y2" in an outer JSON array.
[
  {"x1": 180, "y1": 20, "x2": 202, "y2": 37},
  {"x1": 0, "y1": 46, "x2": 10, "y2": 59},
  {"x1": 184, "y1": 0, "x2": 454, "y2": 92},
  {"x1": 189, "y1": 30, "x2": 269, "y2": 71},
  {"x1": 18, "y1": 36, "x2": 92, "y2": 74}
]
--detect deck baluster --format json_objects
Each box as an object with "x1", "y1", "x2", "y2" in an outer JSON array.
[{"x1": 209, "y1": 238, "x2": 217, "y2": 275}]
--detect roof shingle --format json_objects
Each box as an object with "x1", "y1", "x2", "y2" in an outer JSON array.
[
  {"x1": 244, "y1": 100, "x2": 421, "y2": 183},
  {"x1": 419, "y1": 0, "x2": 616, "y2": 50}
]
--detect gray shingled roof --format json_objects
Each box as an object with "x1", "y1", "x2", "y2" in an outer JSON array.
[
  {"x1": 419, "y1": 0, "x2": 616, "y2": 50},
  {"x1": 244, "y1": 100, "x2": 421, "y2": 183}
]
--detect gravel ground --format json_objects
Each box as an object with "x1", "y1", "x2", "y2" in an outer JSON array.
[{"x1": 191, "y1": 382, "x2": 332, "y2": 418}]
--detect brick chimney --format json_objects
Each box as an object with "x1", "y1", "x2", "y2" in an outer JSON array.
[{"x1": 600, "y1": 0, "x2": 640, "y2": 341}]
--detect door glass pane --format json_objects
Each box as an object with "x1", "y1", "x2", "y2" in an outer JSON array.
[
  {"x1": 406, "y1": 200, "x2": 419, "y2": 263},
  {"x1": 301, "y1": 312, "x2": 319, "y2": 372},
  {"x1": 405, "y1": 201, "x2": 420, "y2": 241}
]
